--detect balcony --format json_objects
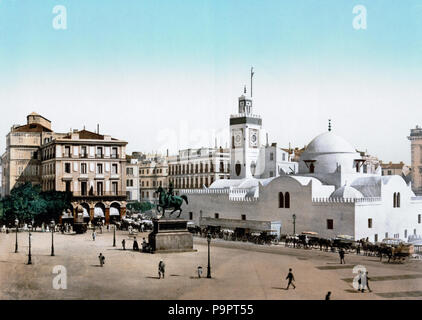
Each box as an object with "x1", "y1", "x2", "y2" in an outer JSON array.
[
  {"x1": 111, "y1": 154, "x2": 119, "y2": 159},
  {"x1": 72, "y1": 191, "x2": 127, "y2": 198},
  {"x1": 96, "y1": 154, "x2": 104, "y2": 159}
]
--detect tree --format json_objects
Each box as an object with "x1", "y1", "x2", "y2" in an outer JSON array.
[
  {"x1": 127, "y1": 201, "x2": 155, "y2": 213},
  {"x1": 0, "y1": 183, "x2": 72, "y2": 225}
]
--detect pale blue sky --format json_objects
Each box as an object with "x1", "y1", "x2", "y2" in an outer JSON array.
[{"x1": 1, "y1": 0, "x2": 422, "y2": 163}]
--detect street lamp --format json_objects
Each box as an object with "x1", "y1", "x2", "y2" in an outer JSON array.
[
  {"x1": 207, "y1": 232, "x2": 212, "y2": 278},
  {"x1": 15, "y1": 218, "x2": 19, "y2": 253},
  {"x1": 50, "y1": 220, "x2": 55, "y2": 256},
  {"x1": 292, "y1": 214, "x2": 297, "y2": 248},
  {"x1": 113, "y1": 223, "x2": 116, "y2": 247},
  {"x1": 27, "y1": 230, "x2": 32, "y2": 265}
]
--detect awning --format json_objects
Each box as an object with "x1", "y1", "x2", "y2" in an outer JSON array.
[
  {"x1": 94, "y1": 207, "x2": 104, "y2": 217},
  {"x1": 110, "y1": 207, "x2": 120, "y2": 216}
]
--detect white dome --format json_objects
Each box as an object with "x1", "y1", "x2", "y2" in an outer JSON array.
[
  {"x1": 330, "y1": 186, "x2": 364, "y2": 199},
  {"x1": 306, "y1": 132, "x2": 355, "y2": 154},
  {"x1": 299, "y1": 131, "x2": 360, "y2": 175}
]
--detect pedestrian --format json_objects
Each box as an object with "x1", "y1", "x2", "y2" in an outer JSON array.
[
  {"x1": 197, "y1": 266, "x2": 203, "y2": 278},
  {"x1": 133, "y1": 237, "x2": 139, "y2": 251},
  {"x1": 357, "y1": 270, "x2": 363, "y2": 292},
  {"x1": 339, "y1": 248, "x2": 346, "y2": 264},
  {"x1": 122, "y1": 239, "x2": 126, "y2": 250},
  {"x1": 158, "y1": 260, "x2": 165, "y2": 279},
  {"x1": 356, "y1": 244, "x2": 361, "y2": 255},
  {"x1": 141, "y1": 224, "x2": 145, "y2": 233},
  {"x1": 365, "y1": 272, "x2": 372, "y2": 292},
  {"x1": 325, "y1": 291, "x2": 331, "y2": 300},
  {"x1": 98, "y1": 253, "x2": 105, "y2": 267},
  {"x1": 142, "y1": 238, "x2": 147, "y2": 252},
  {"x1": 92, "y1": 231, "x2": 96, "y2": 241},
  {"x1": 285, "y1": 268, "x2": 296, "y2": 289}
]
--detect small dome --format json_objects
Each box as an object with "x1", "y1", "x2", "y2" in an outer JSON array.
[
  {"x1": 330, "y1": 186, "x2": 364, "y2": 199},
  {"x1": 305, "y1": 132, "x2": 355, "y2": 154}
]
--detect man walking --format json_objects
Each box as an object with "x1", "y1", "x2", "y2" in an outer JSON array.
[
  {"x1": 122, "y1": 239, "x2": 126, "y2": 250},
  {"x1": 339, "y1": 248, "x2": 346, "y2": 264},
  {"x1": 92, "y1": 231, "x2": 96, "y2": 241},
  {"x1": 325, "y1": 291, "x2": 331, "y2": 300},
  {"x1": 98, "y1": 253, "x2": 105, "y2": 267},
  {"x1": 285, "y1": 268, "x2": 296, "y2": 290},
  {"x1": 361, "y1": 271, "x2": 372, "y2": 293},
  {"x1": 158, "y1": 260, "x2": 165, "y2": 279},
  {"x1": 133, "y1": 237, "x2": 139, "y2": 251}
]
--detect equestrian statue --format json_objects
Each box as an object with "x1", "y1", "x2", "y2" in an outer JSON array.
[{"x1": 155, "y1": 182, "x2": 188, "y2": 218}]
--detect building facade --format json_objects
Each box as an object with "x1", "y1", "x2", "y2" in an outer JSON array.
[
  {"x1": 1, "y1": 113, "x2": 57, "y2": 197},
  {"x1": 138, "y1": 155, "x2": 168, "y2": 203},
  {"x1": 1, "y1": 113, "x2": 128, "y2": 223},
  {"x1": 125, "y1": 157, "x2": 140, "y2": 202},
  {"x1": 167, "y1": 147, "x2": 230, "y2": 192},
  {"x1": 408, "y1": 126, "x2": 422, "y2": 195}
]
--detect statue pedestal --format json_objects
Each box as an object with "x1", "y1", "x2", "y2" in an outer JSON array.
[{"x1": 148, "y1": 218, "x2": 195, "y2": 253}]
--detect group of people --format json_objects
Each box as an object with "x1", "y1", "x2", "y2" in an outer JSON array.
[
  {"x1": 283, "y1": 266, "x2": 372, "y2": 299},
  {"x1": 121, "y1": 237, "x2": 150, "y2": 252}
]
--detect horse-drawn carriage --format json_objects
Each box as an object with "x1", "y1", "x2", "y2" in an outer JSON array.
[{"x1": 378, "y1": 239, "x2": 414, "y2": 263}]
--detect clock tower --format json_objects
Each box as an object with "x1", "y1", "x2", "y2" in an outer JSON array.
[{"x1": 230, "y1": 89, "x2": 262, "y2": 179}]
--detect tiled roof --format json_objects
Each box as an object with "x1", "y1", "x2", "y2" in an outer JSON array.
[
  {"x1": 12, "y1": 123, "x2": 52, "y2": 133},
  {"x1": 63, "y1": 130, "x2": 105, "y2": 140}
]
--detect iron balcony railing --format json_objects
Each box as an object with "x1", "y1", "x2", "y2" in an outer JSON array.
[{"x1": 72, "y1": 191, "x2": 127, "y2": 197}]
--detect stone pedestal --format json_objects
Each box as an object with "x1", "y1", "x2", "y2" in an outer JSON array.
[{"x1": 148, "y1": 219, "x2": 195, "y2": 253}]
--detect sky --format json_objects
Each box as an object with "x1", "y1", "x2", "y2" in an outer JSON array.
[{"x1": 1, "y1": 0, "x2": 422, "y2": 163}]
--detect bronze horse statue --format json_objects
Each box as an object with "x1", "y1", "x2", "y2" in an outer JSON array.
[{"x1": 155, "y1": 186, "x2": 188, "y2": 218}]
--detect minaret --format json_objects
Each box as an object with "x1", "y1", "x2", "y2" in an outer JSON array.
[{"x1": 230, "y1": 82, "x2": 262, "y2": 179}]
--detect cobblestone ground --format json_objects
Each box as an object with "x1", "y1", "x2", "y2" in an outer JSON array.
[{"x1": 1, "y1": 230, "x2": 421, "y2": 300}]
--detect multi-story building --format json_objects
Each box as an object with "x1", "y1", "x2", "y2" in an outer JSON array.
[
  {"x1": 138, "y1": 154, "x2": 168, "y2": 203},
  {"x1": 380, "y1": 161, "x2": 410, "y2": 177},
  {"x1": 40, "y1": 129, "x2": 128, "y2": 223},
  {"x1": 1, "y1": 113, "x2": 58, "y2": 197},
  {"x1": 125, "y1": 157, "x2": 140, "y2": 202},
  {"x1": 408, "y1": 126, "x2": 422, "y2": 195},
  {"x1": 1, "y1": 113, "x2": 128, "y2": 223},
  {"x1": 167, "y1": 147, "x2": 230, "y2": 192}
]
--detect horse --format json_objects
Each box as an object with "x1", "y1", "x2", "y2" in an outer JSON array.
[{"x1": 155, "y1": 186, "x2": 189, "y2": 218}]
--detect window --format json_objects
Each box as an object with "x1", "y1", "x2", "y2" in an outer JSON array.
[
  {"x1": 215, "y1": 213, "x2": 219, "y2": 219},
  {"x1": 282, "y1": 153, "x2": 286, "y2": 161},
  {"x1": 97, "y1": 164, "x2": 103, "y2": 174},
  {"x1": 270, "y1": 171, "x2": 274, "y2": 177},
  {"x1": 419, "y1": 214, "x2": 421, "y2": 224},
  {"x1": 285, "y1": 192, "x2": 290, "y2": 208},
  {"x1": 235, "y1": 163, "x2": 241, "y2": 176},
  {"x1": 404, "y1": 229, "x2": 408, "y2": 239},
  {"x1": 127, "y1": 167, "x2": 133, "y2": 175},
  {"x1": 81, "y1": 146, "x2": 87, "y2": 158},
  {"x1": 385, "y1": 232, "x2": 388, "y2": 239},
  {"x1": 393, "y1": 193, "x2": 397, "y2": 208},
  {"x1": 96, "y1": 147, "x2": 103, "y2": 158},
  {"x1": 189, "y1": 212, "x2": 193, "y2": 220},
  {"x1": 397, "y1": 193, "x2": 400, "y2": 208},
  {"x1": 111, "y1": 147, "x2": 118, "y2": 158},
  {"x1": 97, "y1": 182, "x2": 103, "y2": 196},
  {"x1": 241, "y1": 214, "x2": 246, "y2": 220},
  {"x1": 65, "y1": 181, "x2": 71, "y2": 192},
  {"x1": 81, "y1": 182, "x2": 87, "y2": 196},
  {"x1": 388, "y1": 170, "x2": 392, "y2": 175},
  {"x1": 279, "y1": 192, "x2": 284, "y2": 208},
  {"x1": 81, "y1": 163, "x2": 87, "y2": 174},
  {"x1": 270, "y1": 153, "x2": 274, "y2": 161},
  {"x1": 327, "y1": 219, "x2": 333, "y2": 230},
  {"x1": 374, "y1": 234, "x2": 378, "y2": 242},
  {"x1": 112, "y1": 182, "x2": 118, "y2": 195},
  {"x1": 368, "y1": 219, "x2": 373, "y2": 228},
  {"x1": 64, "y1": 146, "x2": 71, "y2": 157},
  {"x1": 112, "y1": 164, "x2": 118, "y2": 175},
  {"x1": 65, "y1": 163, "x2": 71, "y2": 174}
]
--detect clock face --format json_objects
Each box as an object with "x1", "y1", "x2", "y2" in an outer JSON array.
[
  {"x1": 246, "y1": 101, "x2": 251, "y2": 107},
  {"x1": 249, "y1": 129, "x2": 258, "y2": 147},
  {"x1": 233, "y1": 130, "x2": 243, "y2": 147}
]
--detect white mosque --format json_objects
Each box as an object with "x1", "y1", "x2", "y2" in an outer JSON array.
[{"x1": 179, "y1": 90, "x2": 422, "y2": 242}]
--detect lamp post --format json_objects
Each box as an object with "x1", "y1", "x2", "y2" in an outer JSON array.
[
  {"x1": 15, "y1": 218, "x2": 19, "y2": 253},
  {"x1": 292, "y1": 214, "x2": 297, "y2": 248},
  {"x1": 27, "y1": 230, "x2": 32, "y2": 265},
  {"x1": 207, "y1": 232, "x2": 212, "y2": 278},
  {"x1": 51, "y1": 220, "x2": 55, "y2": 256},
  {"x1": 113, "y1": 223, "x2": 116, "y2": 247}
]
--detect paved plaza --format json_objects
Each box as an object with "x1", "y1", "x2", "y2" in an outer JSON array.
[{"x1": 1, "y1": 230, "x2": 422, "y2": 300}]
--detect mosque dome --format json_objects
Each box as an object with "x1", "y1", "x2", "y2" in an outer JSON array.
[
  {"x1": 330, "y1": 186, "x2": 364, "y2": 199},
  {"x1": 305, "y1": 132, "x2": 356, "y2": 154},
  {"x1": 299, "y1": 131, "x2": 360, "y2": 175}
]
